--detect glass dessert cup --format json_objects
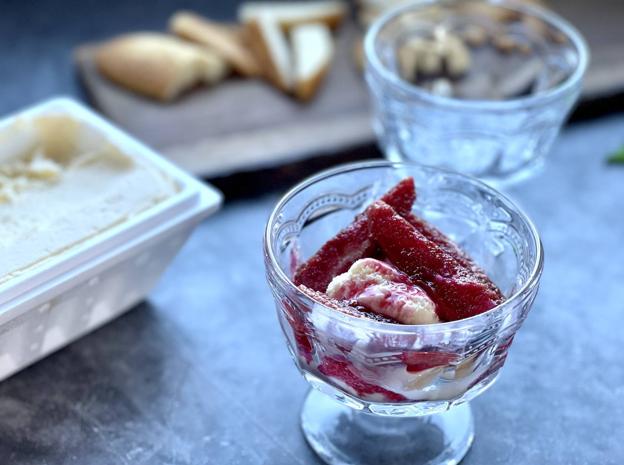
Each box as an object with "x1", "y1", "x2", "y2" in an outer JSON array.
[
  {"x1": 364, "y1": 0, "x2": 589, "y2": 185},
  {"x1": 264, "y1": 162, "x2": 543, "y2": 465}
]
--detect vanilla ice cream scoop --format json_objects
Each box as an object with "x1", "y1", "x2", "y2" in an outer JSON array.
[{"x1": 327, "y1": 258, "x2": 439, "y2": 324}]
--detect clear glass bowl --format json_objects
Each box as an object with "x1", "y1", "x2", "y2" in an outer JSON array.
[
  {"x1": 264, "y1": 161, "x2": 543, "y2": 465},
  {"x1": 364, "y1": 0, "x2": 589, "y2": 184}
]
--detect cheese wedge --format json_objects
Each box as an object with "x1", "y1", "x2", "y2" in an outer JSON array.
[
  {"x1": 239, "y1": 1, "x2": 346, "y2": 30},
  {"x1": 292, "y1": 23, "x2": 334, "y2": 101},
  {"x1": 169, "y1": 11, "x2": 261, "y2": 77},
  {"x1": 245, "y1": 13, "x2": 293, "y2": 92}
]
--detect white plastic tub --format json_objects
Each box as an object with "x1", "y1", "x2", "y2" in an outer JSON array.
[{"x1": 0, "y1": 98, "x2": 222, "y2": 381}]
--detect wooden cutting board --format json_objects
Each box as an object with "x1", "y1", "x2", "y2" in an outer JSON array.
[
  {"x1": 76, "y1": 2, "x2": 624, "y2": 178},
  {"x1": 76, "y1": 27, "x2": 374, "y2": 178}
]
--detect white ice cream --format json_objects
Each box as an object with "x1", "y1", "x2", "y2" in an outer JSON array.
[
  {"x1": 327, "y1": 258, "x2": 440, "y2": 325},
  {"x1": 0, "y1": 115, "x2": 178, "y2": 285}
]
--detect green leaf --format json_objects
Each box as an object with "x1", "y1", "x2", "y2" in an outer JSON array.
[{"x1": 607, "y1": 146, "x2": 624, "y2": 164}]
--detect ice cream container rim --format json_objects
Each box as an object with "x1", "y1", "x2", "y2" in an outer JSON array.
[{"x1": 0, "y1": 179, "x2": 217, "y2": 326}]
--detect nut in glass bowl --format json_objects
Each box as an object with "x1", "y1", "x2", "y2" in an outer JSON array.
[
  {"x1": 364, "y1": 0, "x2": 589, "y2": 184},
  {"x1": 264, "y1": 161, "x2": 543, "y2": 465}
]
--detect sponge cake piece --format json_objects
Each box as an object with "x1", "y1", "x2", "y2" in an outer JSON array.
[
  {"x1": 170, "y1": 11, "x2": 261, "y2": 77},
  {"x1": 245, "y1": 13, "x2": 293, "y2": 92},
  {"x1": 239, "y1": 1, "x2": 346, "y2": 30},
  {"x1": 292, "y1": 23, "x2": 334, "y2": 100}
]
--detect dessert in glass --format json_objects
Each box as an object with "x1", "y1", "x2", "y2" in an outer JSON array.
[
  {"x1": 364, "y1": 0, "x2": 588, "y2": 184},
  {"x1": 264, "y1": 161, "x2": 543, "y2": 465}
]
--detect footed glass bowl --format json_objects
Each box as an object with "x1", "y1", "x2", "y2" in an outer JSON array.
[{"x1": 264, "y1": 161, "x2": 543, "y2": 465}]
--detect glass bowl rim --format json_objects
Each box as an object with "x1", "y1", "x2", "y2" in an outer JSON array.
[
  {"x1": 263, "y1": 160, "x2": 544, "y2": 333},
  {"x1": 364, "y1": 0, "x2": 590, "y2": 111}
]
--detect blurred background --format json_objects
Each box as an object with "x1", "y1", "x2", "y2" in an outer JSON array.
[{"x1": 2, "y1": 0, "x2": 624, "y2": 198}]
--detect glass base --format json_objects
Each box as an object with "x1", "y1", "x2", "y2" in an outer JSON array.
[{"x1": 301, "y1": 390, "x2": 474, "y2": 465}]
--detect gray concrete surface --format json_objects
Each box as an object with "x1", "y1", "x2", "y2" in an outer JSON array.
[{"x1": 0, "y1": 115, "x2": 622, "y2": 464}]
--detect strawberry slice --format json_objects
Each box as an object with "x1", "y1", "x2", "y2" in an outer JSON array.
[
  {"x1": 293, "y1": 178, "x2": 416, "y2": 292},
  {"x1": 400, "y1": 351, "x2": 458, "y2": 373},
  {"x1": 281, "y1": 298, "x2": 314, "y2": 364},
  {"x1": 367, "y1": 201, "x2": 504, "y2": 321},
  {"x1": 404, "y1": 213, "x2": 501, "y2": 294},
  {"x1": 318, "y1": 356, "x2": 406, "y2": 402},
  {"x1": 293, "y1": 219, "x2": 376, "y2": 293},
  {"x1": 404, "y1": 213, "x2": 475, "y2": 271},
  {"x1": 379, "y1": 176, "x2": 416, "y2": 217}
]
